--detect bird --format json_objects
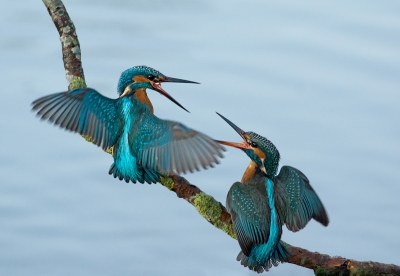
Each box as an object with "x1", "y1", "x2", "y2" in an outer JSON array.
[
  {"x1": 215, "y1": 112, "x2": 328, "y2": 273},
  {"x1": 31, "y1": 65, "x2": 225, "y2": 184}
]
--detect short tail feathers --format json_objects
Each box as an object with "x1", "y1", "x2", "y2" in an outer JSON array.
[
  {"x1": 236, "y1": 241, "x2": 291, "y2": 273},
  {"x1": 108, "y1": 163, "x2": 160, "y2": 184},
  {"x1": 142, "y1": 167, "x2": 161, "y2": 183}
]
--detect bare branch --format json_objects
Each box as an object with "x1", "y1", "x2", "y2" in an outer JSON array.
[
  {"x1": 42, "y1": 0, "x2": 86, "y2": 90},
  {"x1": 42, "y1": 1, "x2": 400, "y2": 275},
  {"x1": 287, "y1": 245, "x2": 400, "y2": 275}
]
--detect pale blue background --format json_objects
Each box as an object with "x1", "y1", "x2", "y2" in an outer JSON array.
[{"x1": 1, "y1": 0, "x2": 399, "y2": 275}]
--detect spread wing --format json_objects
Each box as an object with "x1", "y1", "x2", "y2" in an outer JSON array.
[
  {"x1": 131, "y1": 112, "x2": 225, "y2": 174},
  {"x1": 274, "y1": 166, "x2": 329, "y2": 232},
  {"x1": 32, "y1": 88, "x2": 122, "y2": 150},
  {"x1": 226, "y1": 182, "x2": 270, "y2": 256}
]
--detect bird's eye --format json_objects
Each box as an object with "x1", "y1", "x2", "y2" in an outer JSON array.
[
  {"x1": 147, "y1": 75, "x2": 155, "y2": 81},
  {"x1": 251, "y1": 141, "x2": 258, "y2": 148}
]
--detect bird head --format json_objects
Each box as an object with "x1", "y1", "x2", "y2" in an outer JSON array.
[
  {"x1": 215, "y1": 112, "x2": 280, "y2": 178},
  {"x1": 117, "y1": 65, "x2": 199, "y2": 112}
]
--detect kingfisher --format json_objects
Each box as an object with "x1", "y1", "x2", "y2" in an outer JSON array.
[
  {"x1": 31, "y1": 66, "x2": 225, "y2": 184},
  {"x1": 215, "y1": 113, "x2": 328, "y2": 273}
]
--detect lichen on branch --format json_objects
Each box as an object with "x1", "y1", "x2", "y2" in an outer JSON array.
[
  {"x1": 43, "y1": 0, "x2": 86, "y2": 90},
  {"x1": 42, "y1": 1, "x2": 400, "y2": 275}
]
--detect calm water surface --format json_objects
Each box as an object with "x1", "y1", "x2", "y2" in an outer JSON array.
[{"x1": 0, "y1": 0, "x2": 399, "y2": 275}]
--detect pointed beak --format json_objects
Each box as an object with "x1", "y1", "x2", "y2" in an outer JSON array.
[
  {"x1": 215, "y1": 112, "x2": 250, "y2": 149},
  {"x1": 216, "y1": 112, "x2": 247, "y2": 140},
  {"x1": 150, "y1": 75, "x2": 198, "y2": 112},
  {"x1": 151, "y1": 82, "x2": 190, "y2": 113},
  {"x1": 161, "y1": 76, "x2": 200, "y2": 84}
]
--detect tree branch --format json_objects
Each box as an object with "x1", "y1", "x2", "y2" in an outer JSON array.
[
  {"x1": 43, "y1": 0, "x2": 86, "y2": 90},
  {"x1": 160, "y1": 175, "x2": 400, "y2": 275},
  {"x1": 42, "y1": 1, "x2": 400, "y2": 275}
]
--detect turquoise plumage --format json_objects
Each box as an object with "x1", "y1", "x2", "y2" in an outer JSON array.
[
  {"x1": 31, "y1": 66, "x2": 225, "y2": 183},
  {"x1": 216, "y1": 113, "x2": 328, "y2": 273}
]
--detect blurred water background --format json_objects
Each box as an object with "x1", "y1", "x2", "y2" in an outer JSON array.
[{"x1": 0, "y1": 0, "x2": 399, "y2": 275}]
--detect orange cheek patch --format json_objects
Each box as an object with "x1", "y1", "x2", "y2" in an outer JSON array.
[
  {"x1": 253, "y1": 148, "x2": 266, "y2": 159},
  {"x1": 133, "y1": 75, "x2": 149, "y2": 83}
]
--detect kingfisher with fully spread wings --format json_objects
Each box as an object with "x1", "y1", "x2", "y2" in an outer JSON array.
[
  {"x1": 216, "y1": 113, "x2": 328, "y2": 273},
  {"x1": 31, "y1": 66, "x2": 224, "y2": 184}
]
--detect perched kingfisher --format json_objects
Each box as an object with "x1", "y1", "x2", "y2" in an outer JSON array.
[
  {"x1": 216, "y1": 113, "x2": 328, "y2": 273},
  {"x1": 31, "y1": 66, "x2": 225, "y2": 184}
]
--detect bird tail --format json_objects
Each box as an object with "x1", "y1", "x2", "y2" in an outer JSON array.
[
  {"x1": 108, "y1": 162, "x2": 160, "y2": 184},
  {"x1": 109, "y1": 162, "x2": 134, "y2": 183},
  {"x1": 237, "y1": 241, "x2": 291, "y2": 273}
]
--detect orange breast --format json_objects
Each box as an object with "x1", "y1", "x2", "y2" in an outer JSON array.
[
  {"x1": 134, "y1": 88, "x2": 154, "y2": 114},
  {"x1": 241, "y1": 161, "x2": 257, "y2": 184}
]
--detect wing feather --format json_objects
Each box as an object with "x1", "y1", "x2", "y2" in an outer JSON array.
[
  {"x1": 227, "y1": 182, "x2": 270, "y2": 256},
  {"x1": 133, "y1": 113, "x2": 225, "y2": 174},
  {"x1": 274, "y1": 166, "x2": 329, "y2": 232},
  {"x1": 32, "y1": 88, "x2": 122, "y2": 151}
]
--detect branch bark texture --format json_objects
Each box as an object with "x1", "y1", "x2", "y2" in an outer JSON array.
[
  {"x1": 43, "y1": 0, "x2": 86, "y2": 90},
  {"x1": 42, "y1": 1, "x2": 400, "y2": 275}
]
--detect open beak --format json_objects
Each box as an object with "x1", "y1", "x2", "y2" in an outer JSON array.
[
  {"x1": 151, "y1": 82, "x2": 189, "y2": 113},
  {"x1": 151, "y1": 75, "x2": 198, "y2": 112},
  {"x1": 215, "y1": 112, "x2": 250, "y2": 149}
]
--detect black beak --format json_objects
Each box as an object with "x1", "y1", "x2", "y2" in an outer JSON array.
[
  {"x1": 162, "y1": 76, "x2": 200, "y2": 84},
  {"x1": 151, "y1": 82, "x2": 190, "y2": 113},
  {"x1": 216, "y1": 112, "x2": 247, "y2": 140},
  {"x1": 215, "y1": 112, "x2": 250, "y2": 149}
]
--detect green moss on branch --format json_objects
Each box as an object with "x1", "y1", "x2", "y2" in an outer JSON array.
[
  {"x1": 193, "y1": 193, "x2": 236, "y2": 239},
  {"x1": 160, "y1": 176, "x2": 174, "y2": 190}
]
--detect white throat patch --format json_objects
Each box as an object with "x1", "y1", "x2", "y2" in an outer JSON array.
[{"x1": 260, "y1": 158, "x2": 267, "y2": 174}]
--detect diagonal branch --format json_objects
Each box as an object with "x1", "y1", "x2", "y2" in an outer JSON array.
[
  {"x1": 43, "y1": 0, "x2": 86, "y2": 90},
  {"x1": 42, "y1": 1, "x2": 400, "y2": 275},
  {"x1": 161, "y1": 175, "x2": 400, "y2": 275}
]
